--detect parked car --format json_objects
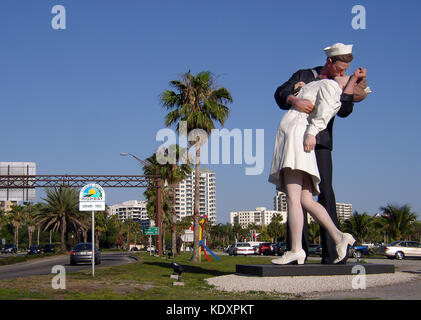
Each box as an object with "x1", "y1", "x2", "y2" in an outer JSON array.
[
  {"x1": 228, "y1": 242, "x2": 255, "y2": 256},
  {"x1": 350, "y1": 245, "x2": 370, "y2": 258},
  {"x1": 70, "y1": 243, "x2": 101, "y2": 265},
  {"x1": 227, "y1": 244, "x2": 236, "y2": 256},
  {"x1": 146, "y1": 245, "x2": 156, "y2": 252},
  {"x1": 1, "y1": 244, "x2": 17, "y2": 254},
  {"x1": 272, "y1": 242, "x2": 287, "y2": 256},
  {"x1": 253, "y1": 245, "x2": 260, "y2": 255},
  {"x1": 130, "y1": 244, "x2": 142, "y2": 251},
  {"x1": 43, "y1": 244, "x2": 56, "y2": 253},
  {"x1": 382, "y1": 241, "x2": 421, "y2": 260},
  {"x1": 27, "y1": 245, "x2": 42, "y2": 254},
  {"x1": 308, "y1": 244, "x2": 322, "y2": 256},
  {"x1": 258, "y1": 243, "x2": 274, "y2": 255}
]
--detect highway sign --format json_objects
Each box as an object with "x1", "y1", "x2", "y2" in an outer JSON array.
[{"x1": 144, "y1": 227, "x2": 159, "y2": 235}]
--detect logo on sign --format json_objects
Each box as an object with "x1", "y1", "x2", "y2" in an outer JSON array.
[
  {"x1": 79, "y1": 184, "x2": 105, "y2": 211},
  {"x1": 81, "y1": 186, "x2": 103, "y2": 201}
]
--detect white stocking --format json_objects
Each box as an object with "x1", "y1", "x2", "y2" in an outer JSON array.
[
  {"x1": 283, "y1": 168, "x2": 305, "y2": 252},
  {"x1": 300, "y1": 173, "x2": 342, "y2": 244}
]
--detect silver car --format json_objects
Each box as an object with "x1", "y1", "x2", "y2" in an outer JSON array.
[
  {"x1": 70, "y1": 243, "x2": 101, "y2": 265},
  {"x1": 228, "y1": 242, "x2": 255, "y2": 256},
  {"x1": 383, "y1": 241, "x2": 421, "y2": 260}
]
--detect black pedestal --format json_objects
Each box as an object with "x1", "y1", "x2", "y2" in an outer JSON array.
[{"x1": 236, "y1": 263, "x2": 395, "y2": 277}]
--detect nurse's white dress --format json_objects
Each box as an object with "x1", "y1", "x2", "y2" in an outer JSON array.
[{"x1": 268, "y1": 79, "x2": 342, "y2": 196}]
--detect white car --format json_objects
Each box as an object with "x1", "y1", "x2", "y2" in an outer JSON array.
[
  {"x1": 383, "y1": 241, "x2": 421, "y2": 260},
  {"x1": 146, "y1": 246, "x2": 156, "y2": 252},
  {"x1": 229, "y1": 242, "x2": 255, "y2": 256}
]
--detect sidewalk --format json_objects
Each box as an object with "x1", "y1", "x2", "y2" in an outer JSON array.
[{"x1": 206, "y1": 257, "x2": 421, "y2": 299}]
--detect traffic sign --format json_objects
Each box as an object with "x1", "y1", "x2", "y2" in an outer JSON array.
[{"x1": 144, "y1": 227, "x2": 159, "y2": 235}]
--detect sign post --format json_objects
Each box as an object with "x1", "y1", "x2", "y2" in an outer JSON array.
[
  {"x1": 79, "y1": 183, "x2": 105, "y2": 278},
  {"x1": 144, "y1": 227, "x2": 159, "y2": 255}
]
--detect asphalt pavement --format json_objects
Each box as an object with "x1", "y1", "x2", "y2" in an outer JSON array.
[{"x1": 0, "y1": 251, "x2": 136, "y2": 280}]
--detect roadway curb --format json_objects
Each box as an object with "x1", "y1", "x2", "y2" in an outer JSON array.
[{"x1": 128, "y1": 255, "x2": 139, "y2": 261}]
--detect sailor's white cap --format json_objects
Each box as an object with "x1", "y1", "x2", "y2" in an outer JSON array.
[{"x1": 324, "y1": 43, "x2": 353, "y2": 57}]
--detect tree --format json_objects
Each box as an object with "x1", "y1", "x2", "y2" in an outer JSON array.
[
  {"x1": 308, "y1": 222, "x2": 320, "y2": 244},
  {"x1": 123, "y1": 219, "x2": 137, "y2": 250},
  {"x1": 343, "y1": 211, "x2": 373, "y2": 244},
  {"x1": 267, "y1": 214, "x2": 284, "y2": 242},
  {"x1": 161, "y1": 70, "x2": 233, "y2": 263},
  {"x1": 379, "y1": 204, "x2": 417, "y2": 241},
  {"x1": 100, "y1": 213, "x2": 121, "y2": 248},
  {"x1": 23, "y1": 202, "x2": 38, "y2": 248},
  {"x1": 37, "y1": 187, "x2": 89, "y2": 252},
  {"x1": 143, "y1": 169, "x2": 173, "y2": 253},
  {"x1": 94, "y1": 210, "x2": 108, "y2": 248},
  {"x1": 7, "y1": 205, "x2": 26, "y2": 250},
  {"x1": 0, "y1": 208, "x2": 5, "y2": 238},
  {"x1": 410, "y1": 221, "x2": 421, "y2": 243},
  {"x1": 232, "y1": 223, "x2": 243, "y2": 243},
  {"x1": 154, "y1": 145, "x2": 191, "y2": 258},
  {"x1": 176, "y1": 216, "x2": 194, "y2": 253}
]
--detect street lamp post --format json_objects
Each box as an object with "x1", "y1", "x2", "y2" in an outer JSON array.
[{"x1": 120, "y1": 152, "x2": 163, "y2": 257}]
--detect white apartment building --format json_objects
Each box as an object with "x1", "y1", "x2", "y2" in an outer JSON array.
[
  {"x1": 230, "y1": 207, "x2": 287, "y2": 228},
  {"x1": 336, "y1": 203, "x2": 353, "y2": 222},
  {"x1": 109, "y1": 200, "x2": 152, "y2": 229},
  {"x1": 0, "y1": 201, "x2": 18, "y2": 213},
  {"x1": 274, "y1": 191, "x2": 288, "y2": 212},
  {"x1": 175, "y1": 167, "x2": 216, "y2": 225},
  {"x1": 274, "y1": 191, "x2": 316, "y2": 224}
]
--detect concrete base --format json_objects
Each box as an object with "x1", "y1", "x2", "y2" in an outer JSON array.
[
  {"x1": 236, "y1": 263, "x2": 395, "y2": 277},
  {"x1": 170, "y1": 274, "x2": 179, "y2": 280},
  {"x1": 173, "y1": 282, "x2": 185, "y2": 286}
]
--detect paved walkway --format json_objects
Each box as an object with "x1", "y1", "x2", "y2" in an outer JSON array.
[{"x1": 206, "y1": 258, "x2": 421, "y2": 299}]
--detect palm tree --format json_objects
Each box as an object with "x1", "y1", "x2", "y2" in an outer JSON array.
[
  {"x1": 308, "y1": 222, "x2": 320, "y2": 244},
  {"x1": 123, "y1": 219, "x2": 136, "y2": 250},
  {"x1": 210, "y1": 223, "x2": 227, "y2": 248},
  {"x1": 8, "y1": 205, "x2": 25, "y2": 250},
  {"x1": 152, "y1": 145, "x2": 191, "y2": 258},
  {"x1": 143, "y1": 175, "x2": 173, "y2": 252},
  {"x1": 37, "y1": 187, "x2": 89, "y2": 252},
  {"x1": 410, "y1": 221, "x2": 421, "y2": 242},
  {"x1": 161, "y1": 70, "x2": 233, "y2": 263},
  {"x1": 267, "y1": 214, "x2": 284, "y2": 242},
  {"x1": 0, "y1": 208, "x2": 5, "y2": 237},
  {"x1": 176, "y1": 216, "x2": 194, "y2": 253},
  {"x1": 94, "y1": 210, "x2": 108, "y2": 248},
  {"x1": 379, "y1": 204, "x2": 417, "y2": 241},
  {"x1": 23, "y1": 202, "x2": 39, "y2": 248},
  {"x1": 232, "y1": 223, "x2": 243, "y2": 243},
  {"x1": 343, "y1": 211, "x2": 373, "y2": 244}
]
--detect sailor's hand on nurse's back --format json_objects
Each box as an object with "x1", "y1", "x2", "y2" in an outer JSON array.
[
  {"x1": 304, "y1": 134, "x2": 316, "y2": 152},
  {"x1": 287, "y1": 95, "x2": 314, "y2": 114},
  {"x1": 294, "y1": 81, "x2": 306, "y2": 90}
]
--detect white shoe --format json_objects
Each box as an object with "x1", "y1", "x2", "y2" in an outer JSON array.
[
  {"x1": 271, "y1": 249, "x2": 306, "y2": 265},
  {"x1": 334, "y1": 233, "x2": 356, "y2": 264}
]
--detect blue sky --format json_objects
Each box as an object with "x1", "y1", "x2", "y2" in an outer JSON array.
[{"x1": 1, "y1": 0, "x2": 420, "y2": 223}]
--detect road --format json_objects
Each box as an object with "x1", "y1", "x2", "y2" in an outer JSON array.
[{"x1": 0, "y1": 251, "x2": 136, "y2": 280}]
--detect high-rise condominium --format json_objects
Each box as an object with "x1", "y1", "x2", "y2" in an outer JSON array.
[{"x1": 175, "y1": 167, "x2": 216, "y2": 225}]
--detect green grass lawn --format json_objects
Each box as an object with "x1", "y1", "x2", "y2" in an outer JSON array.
[{"x1": 0, "y1": 252, "x2": 299, "y2": 300}]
